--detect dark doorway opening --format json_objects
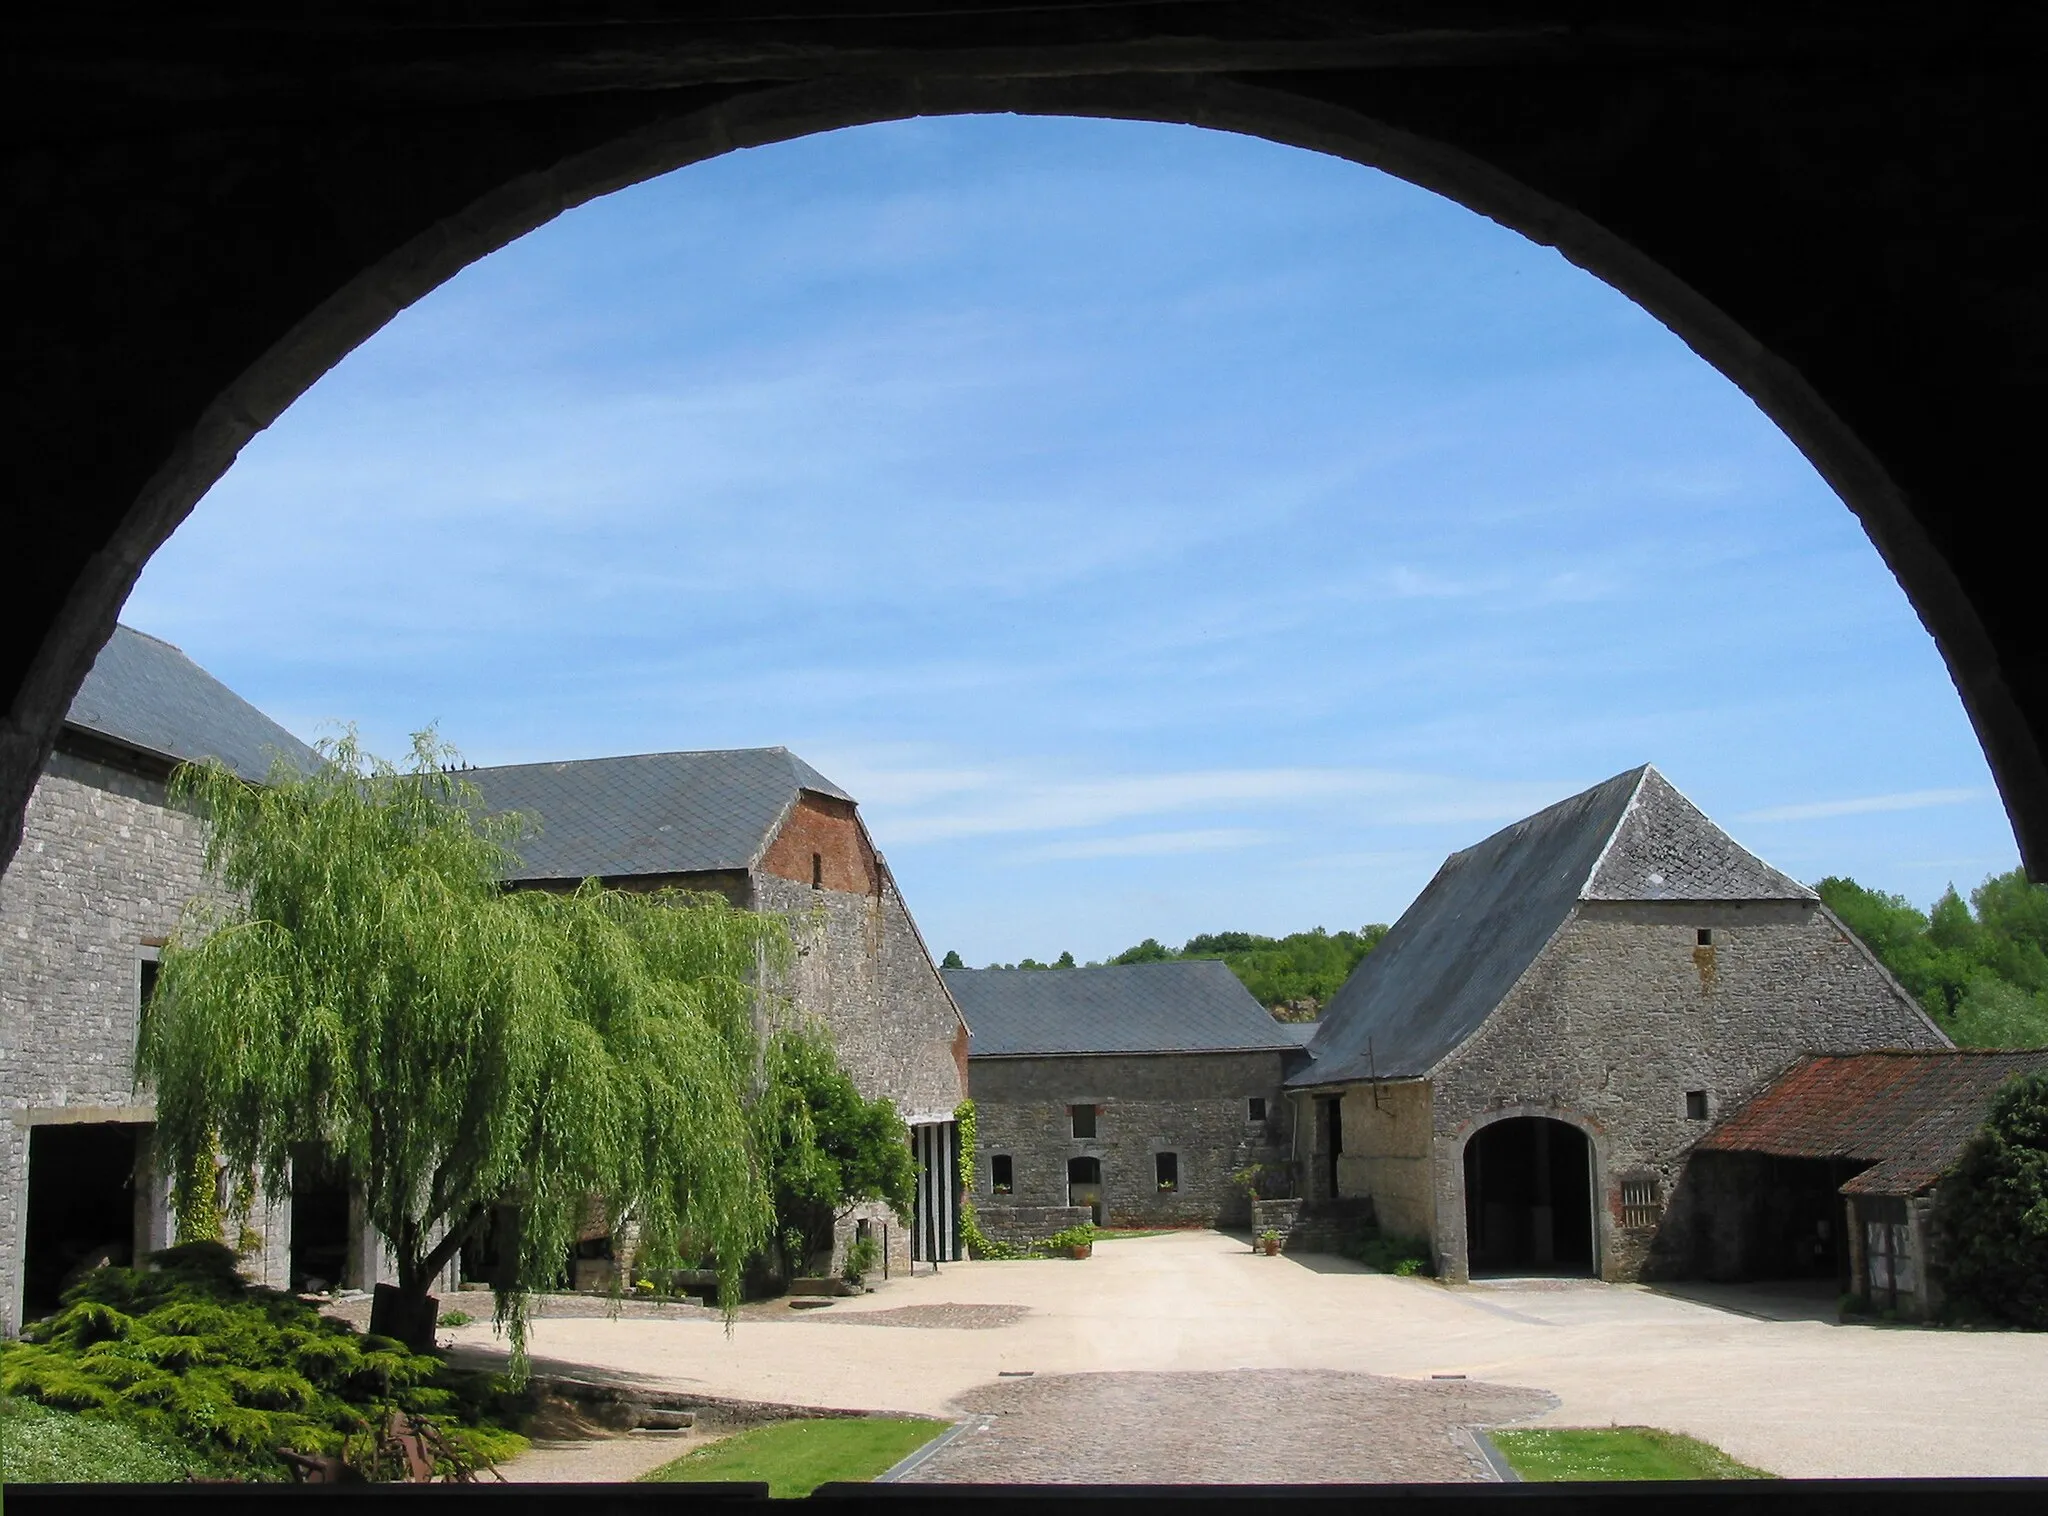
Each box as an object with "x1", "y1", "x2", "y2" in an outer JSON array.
[
  {"x1": 1464, "y1": 1117, "x2": 1594, "y2": 1276},
  {"x1": 1683, "y1": 1151, "x2": 1858, "y2": 1285},
  {"x1": 1316, "y1": 1095, "x2": 1344, "y2": 1199},
  {"x1": 289, "y1": 1144, "x2": 351, "y2": 1293},
  {"x1": 1067, "y1": 1155, "x2": 1103, "y2": 1225},
  {"x1": 24, "y1": 1123, "x2": 143, "y2": 1321}
]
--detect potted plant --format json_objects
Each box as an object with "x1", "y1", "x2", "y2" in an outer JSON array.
[
  {"x1": 1045, "y1": 1223, "x2": 1096, "y2": 1259},
  {"x1": 1260, "y1": 1229, "x2": 1282, "y2": 1257}
]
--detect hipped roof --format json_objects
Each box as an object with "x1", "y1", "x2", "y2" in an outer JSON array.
[
  {"x1": 466, "y1": 747, "x2": 854, "y2": 883},
  {"x1": 1293, "y1": 766, "x2": 1813, "y2": 1087}
]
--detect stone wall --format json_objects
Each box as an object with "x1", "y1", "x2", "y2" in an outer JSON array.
[
  {"x1": 1329, "y1": 1079, "x2": 1434, "y2": 1240},
  {"x1": 1425, "y1": 899, "x2": 1948, "y2": 1282},
  {"x1": 752, "y1": 869, "x2": 966, "y2": 1127},
  {"x1": 967, "y1": 1050, "x2": 1293, "y2": 1228},
  {"x1": 972, "y1": 1203, "x2": 1089, "y2": 1250},
  {"x1": 0, "y1": 749, "x2": 295, "y2": 1335}
]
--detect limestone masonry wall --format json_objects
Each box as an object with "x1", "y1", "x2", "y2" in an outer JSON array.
[
  {"x1": 968, "y1": 1050, "x2": 1293, "y2": 1228},
  {"x1": 1428, "y1": 899, "x2": 1948, "y2": 1282}
]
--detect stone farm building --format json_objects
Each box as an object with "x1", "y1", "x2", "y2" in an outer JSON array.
[
  {"x1": 945, "y1": 960, "x2": 1299, "y2": 1242},
  {"x1": 1287, "y1": 764, "x2": 1950, "y2": 1284},
  {"x1": 466, "y1": 747, "x2": 969, "y2": 1277},
  {"x1": 1693, "y1": 1049, "x2": 2048, "y2": 1318},
  {"x1": 0, "y1": 627, "x2": 318, "y2": 1335}
]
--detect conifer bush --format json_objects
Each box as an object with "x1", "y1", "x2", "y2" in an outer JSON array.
[
  {"x1": 0, "y1": 1242, "x2": 525, "y2": 1479},
  {"x1": 1938, "y1": 1071, "x2": 2048, "y2": 1327}
]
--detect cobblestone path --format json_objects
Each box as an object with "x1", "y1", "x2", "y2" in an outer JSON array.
[{"x1": 898, "y1": 1369, "x2": 1554, "y2": 1484}]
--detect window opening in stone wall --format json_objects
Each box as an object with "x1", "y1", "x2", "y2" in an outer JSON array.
[
  {"x1": 1697, "y1": 927, "x2": 1713, "y2": 946},
  {"x1": 1686, "y1": 1090, "x2": 1709, "y2": 1120},
  {"x1": 138, "y1": 953, "x2": 159, "y2": 1010},
  {"x1": 1621, "y1": 1175, "x2": 1663, "y2": 1230},
  {"x1": 811, "y1": 851, "x2": 822, "y2": 889},
  {"x1": 1070, "y1": 1104, "x2": 1097, "y2": 1139},
  {"x1": 1247, "y1": 1097, "x2": 1267, "y2": 1123},
  {"x1": 991, "y1": 1154, "x2": 1013, "y2": 1194},
  {"x1": 1155, "y1": 1152, "x2": 1178, "y2": 1192}
]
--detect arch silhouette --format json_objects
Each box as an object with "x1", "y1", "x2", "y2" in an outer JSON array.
[{"x1": 7, "y1": 26, "x2": 2042, "y2": 875}]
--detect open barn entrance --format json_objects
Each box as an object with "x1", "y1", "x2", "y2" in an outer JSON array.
[
  {"x1": 23, "y1": 1123, "x2": 145, "y2": 1322},
  {"x1": 1464, "y1": 1117, "x2": 1595, "y2": 1276}
]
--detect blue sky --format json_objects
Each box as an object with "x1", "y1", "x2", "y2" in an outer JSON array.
[{"x1": 125, "y1": 116, "x2": 2018, "y2": 966}]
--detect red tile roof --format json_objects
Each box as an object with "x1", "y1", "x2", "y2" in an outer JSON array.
[{"x1": 1699, "y1": 1050, "x2": 2048, "y2": 1196}]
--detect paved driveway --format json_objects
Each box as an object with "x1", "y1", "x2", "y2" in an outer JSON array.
[{"x1": 445, "y1": 1229, "x2": 2048, "y2": 1480}]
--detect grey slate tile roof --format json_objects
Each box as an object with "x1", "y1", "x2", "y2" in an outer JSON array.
[
  {"x1": 1292, "y1": 765, "x2": 1814, "y2": 1088},
  {"x1": 64, "y1": 625, "x2": 318, "y2": 783},
  {"x1": 946, "y1": 960, "x2": 1299, "y2": 1058},
  {"x1": 466, "y1": 747, "x2": 854, "y2": 883}
]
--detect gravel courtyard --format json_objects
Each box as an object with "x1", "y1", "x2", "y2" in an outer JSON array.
[{"x1": 445, "y1": 1229, "x2": 2048, "y2": 1481}]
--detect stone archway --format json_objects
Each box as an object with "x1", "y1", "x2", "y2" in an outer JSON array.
[
  {"x1": 8, "y1": 16, "x2": 2047, "y2": 877},
  {"x1": 1462, "y1": 1116, "x2": 1597, "y2": 1277}
]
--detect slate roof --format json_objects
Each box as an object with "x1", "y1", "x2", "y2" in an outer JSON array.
[
  {"x1": 1293, "y1": 765, "x2": 1814, "y2": 1088},
  {"x1": 1700, "y1": 1050, "x2": 2048, "y2": 1195},
  {"x1": 465, "y1": 747, "x2": 854, "y2": 882},
  {"x1": 945, "y1": 960, "x2": 1300, "y2": 1058},
  {"x1": 64, "y1": 625, "x2": 318, "y2": 783}
]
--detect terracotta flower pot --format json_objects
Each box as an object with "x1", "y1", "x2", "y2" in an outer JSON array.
[
  {"x1": 1069, "y1": 1244, "x2": 1092, "y2": 1260},
  {"x1": 1261, "y1": 1238, "x2": 1280, "y2": 1256}
]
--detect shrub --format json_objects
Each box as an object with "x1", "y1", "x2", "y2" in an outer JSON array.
[
  {"x1": 1937, "y1": 1071, "x2": 2048, "y2": 1327},
  {"x1": 842, "y1": 1235, "x2": 881, "y2": 1285},
  {"x1": 0, "y1": 1242, "x2": 525, "y2": 1479},
  {"x1": 1339, "y1": 1228, "x2": 1435, "y2": 1277},
  {"x1": 1039, "y1": 1225, "x2": 1097, "y2": 1254}
]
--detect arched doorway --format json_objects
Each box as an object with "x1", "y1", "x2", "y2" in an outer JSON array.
[{"x1": 1463, "y1": 1117, "x2": 1595, "y2": 1277}]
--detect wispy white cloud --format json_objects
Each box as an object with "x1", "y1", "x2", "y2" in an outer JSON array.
[
  {"x1": 1738, "y1": 788, "x2": 1989, "y2": 824},
  {"x1": 1006, "y1": 828, "x2": 1269, "y2": 862}
]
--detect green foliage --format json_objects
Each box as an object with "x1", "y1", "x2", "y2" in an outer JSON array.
[
  {"x1": 437, "y1": 1310, "x2": 473, "y2": 1328},
  {"x1": 953, "y1": 1101, "x2": 1026, "y2": 1260},
  {"x1": 1, "y1": 1393, "x2": 225, "y2": 1483},
  {"x1": 940, "y1": 950, "x2": 964, "y2": 969},
  {"x1": 754, "y1": 1024, "x2": 915, "y2": 1272},
  {"x1": 1344, "y1": 1232, "x2": 1434, "y2": 1277},
  {"x1": 0, "y1": 1243, "x2": 524, "y2": 1480},
  {"x1": 1490, "y1": 1427, "x2": 1772, "y2": 1481},
  {"x1": 842, "y1": 1235, "x2": 880, "y2": 1285},
  {"x1": 1039, "y1": 1224, "x2": 1096, "y2": 1253},
  {"x1": 1097, "y1": 925, "x2": 1388, "y2": 1017},
  {"x1": 140, "y1": 730, "x2": 783, "y2": 1362},
  {"x1": 1818, "y1": 871, "x2": 2048, "y2": 1045},
  {"x1": 1937, "y1": 1072, "x2": 2048, "y2": 1327},
  {"x1": 641, "y1": 1416, "x2": 947, "y2": 1496}
]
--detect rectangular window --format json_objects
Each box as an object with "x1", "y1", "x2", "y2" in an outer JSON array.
[
  {"x1": 1155, "y1": 1152, "x2": 1178, "y2": 1192},
  {"x1": 991, "y1": 1155, "x2": 1013, "y2": 1195},
  {"x1": 1247, "y1": 1097, "x2": 1267, "y2": 1123},
  {"x1": 1697, "y1": 927, "x2": 1714, "y2": 946},
  {"x1": 1069, "y1": 1104, "x2": 1097, "y2": 1139},
  {"x1": 1621, "y1": 1176, "x2": 1663, "y2": 1229},
  {"x1": 1685, "y1": 1090, "x2": 1709, "y2": 1120},
  {"x1": 139, "y1": 957, "x2": 160, "y2": 1009}
]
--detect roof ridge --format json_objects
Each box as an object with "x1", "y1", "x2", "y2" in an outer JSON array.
[
  {"x1": 113, "y1": 622, "x2": 187, "y2": 656},
  {"x1": 1576, "y1": 764, "x2": 1654, "y2": 901}
]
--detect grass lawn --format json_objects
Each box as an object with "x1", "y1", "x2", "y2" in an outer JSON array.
[
  {"x1": 1, "y1": 1394, "x2": 224, "y2": 1483},
  {"x1": 641, "y1": 1417, "x2": 949, "y2": 1496},
  {"x1": 1489, "y1": 1426, "x2": 1773, "y2": 1481}
]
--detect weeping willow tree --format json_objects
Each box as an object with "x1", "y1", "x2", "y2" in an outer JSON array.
[{"x1": 137, "y1": 731, "x2": 784, "y2": 1360}]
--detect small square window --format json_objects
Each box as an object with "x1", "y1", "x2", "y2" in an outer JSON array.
[
  {"x1": 1697, "y1": 928, "x2": 1713, "y2": 947},
  {"x1": 1155, "y1": 1152, "x2": 1178, "y2": 1192},
  {"x1": 991, "y1": 1155, "x2": 1013, "y2": 1195},
  {"x1": 1247, "y1": 1097, "x2": 1267, "y2": 1123},
  {"x1": 1685, "y1": 1090, "x2": 1709, "y2": 1120},
  {"x1": 1069, "y1": 1104, "x2": 1097, "y2": 1139}
]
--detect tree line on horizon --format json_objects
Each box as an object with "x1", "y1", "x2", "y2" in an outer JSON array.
[
  {"x1": 940, "y1": 924, "x2": 1390, "y2": 1022},
  {"x1": 941, "y1": 868, "x2": 2048, "y2": 1046},
  {"x1": 1817, "y1": 870, "x2": 2048, "y2": 1048}
]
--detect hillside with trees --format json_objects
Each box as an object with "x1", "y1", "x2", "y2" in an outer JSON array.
[
  {"x1": 1818, "y1": 869, "x2": 2048, "y2": 1048},
  {"x1": 943, "y1": 925, "x2": 1389, "y2": 1021}
]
